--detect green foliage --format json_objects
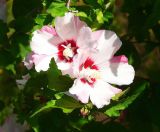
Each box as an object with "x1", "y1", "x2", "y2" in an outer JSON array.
[
  {"x1": 48, "y1": 60, "x2": 73, "y2": 92},
  {"x1": 47, "y1": 2, "x2": 68, "y2": 17},
  {"x1": 105, "y1": 81, "x2": 149, "y2": 117},
  {"x1": 30, "y1": 94, "x2": 83, "y2": 118},
  {"x1": 0, "y1": 0, "x2": 160, "y2": 131}
]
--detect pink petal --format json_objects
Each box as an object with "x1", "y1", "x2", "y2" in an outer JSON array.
[
  {"x1": 40, "y1": 25, "x2": 57, "y2": 36},
  {"x1": 55, "y1": 12, "x2": 86, "y2": 40},
  {"x1": 110, "y1": 55, "x2": 128, "y2": 63}
]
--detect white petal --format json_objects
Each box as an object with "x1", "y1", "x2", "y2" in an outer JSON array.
[
  {"x1": 56, "y1": 60, "x2": 72, "y2": 70},
  {"x1": 100, "y1": 62, "x2": 135, "y2": 86},
  {"x1": 90, "y1": 80, "x2": 121, "y2": 108},
  {"x1": 92, "y1": 30, "x2": 122, "y2": 60},
  {"x1": 55, "y1": 12, "x2": 86, "y2": 40},
  {"x1": 77, "y1": 27, "x2": 96, "y2": 49},
  {"x1": 30, "y1": 31, "x2": 57, "y2": 55},
  {"x1": 55, "y1": 60, "x2": 75, "y2": 77},
  {"x1": 69, "y1": 78, "x2": 91, "y2": 103},
  {"x1": 32, "y1": 54, "x2": 53, "y2": 72},
  {"x1": 61, "y1": 68, "x2": 75, "y2": 78}
]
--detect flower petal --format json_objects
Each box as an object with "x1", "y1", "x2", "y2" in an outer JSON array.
[
  {"x1": 92, "y1": 30, "x2": 122, "y2": 60},
  {"x1": 100, "y1": 59, "x2": 135, "y2": 86},
  {"x1": 32, "y1": 54, "x2": 53, "y2": 72},
  {"x1": 90, "y1": 80, "x2": 121, "y2": 108},
  {"x1": 110, "y1": 55, "x2": 128, "y2": 63},
  {"x1": 23, "y1": 52, "x2": 34, "y2": 70},
  {"x1": 55, "y1": 12, "x2": 86, "y2": 40},
  {"x1": 40, "y1": 25, "x2": 57, "y2": 36},
  {"x1": 72, "y1": 51, "x2": 93, "y2": 77},
  {"x1": 30, "y1": 30, "x2": 57, "y2": 55},
  {"x1": 69, "y1": 78, "x2": 91, "y2": 103},
  {"x1": 56, "y1": 60, "x2": 74, "y2": 77},
  {"x1": 77, "y1": 27, "x2": 96, "y2": 49}
]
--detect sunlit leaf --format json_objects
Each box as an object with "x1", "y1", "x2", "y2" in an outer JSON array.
[{"x1": 105, "y1": 81, "x2": 149, "y2": 117}]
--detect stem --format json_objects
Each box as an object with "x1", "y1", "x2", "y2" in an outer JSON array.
[{"x1": 67, "y1": 0, "x2": 71, "y2": 9}]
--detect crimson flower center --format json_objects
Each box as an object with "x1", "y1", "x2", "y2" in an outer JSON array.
[
  {"x1": 58, "y1": 40, "x2": 78, "y2": 63},
  {"x1": 80, "y1": 58, "x2": 100, "y2": 86}
]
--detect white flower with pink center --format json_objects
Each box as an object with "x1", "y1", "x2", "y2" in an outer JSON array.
[
  {"x1": 69, "y1": 30, "x2": 135, "y2": 108},
  {"x1": 24, "y1": 25, "x2": 58, "y2": 72},
  {"x1": 27, "y1": 13, "x2": 97, "y2": 76}
]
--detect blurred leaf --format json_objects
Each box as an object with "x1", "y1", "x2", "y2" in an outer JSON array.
[
  {"x1": 95, "y1": 9, "x2": 104, "y2": 24},
  {"x1": 0, "y1": 49, "x2": 14, "y2": 67},
  {"x1": 0, "y1": 20, "x2": 9, "y2": 45},
  {"x1": 10, "y1": 17, "x2": 34, "y2": 32},
  {"x1": 12, "y1": 0, "x2": 42, "y2": 18},
  {"x1": 97, "y1": 0, "x2": 104, "y2": 6},
  {"x1": 144, "y1": 0, "x2": 160, "y2": 29},
  {"x1": 47, "y1": 2, "x2": 68, "y2": 17},
  {"x1": 35, "y1": 14, "x2": 48, "y2": 25},
  {"x1": 76, "y1": 12, "x2": 88, "y2": 18},
  {"x1": 10, "y1": 33, "x2": 30, "y2": 59},
  {"x1": 105, "y1": 81, "x2": 149, "y2": 117},
  {"x1": 82, "y1": 121, "x2": 128, "y2": 132},
  {"x1": 0, "y1": 20, "x2": 8, "y2": 35},
  {"x1": 84, "y1": 0, "x2": 98, "y2": 7},
  {"x1": 35, "y1": 14, "x2": 53, "y2": 26},
  {"x1": 103, "y1": 11, "x2": 113, "y2": 22}
]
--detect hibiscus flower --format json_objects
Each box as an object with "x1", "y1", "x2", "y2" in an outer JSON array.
[
  {"x1": 69, "y1": 30, "x2": 135, "y2": 108},
  {"x1": 26, "y1": 13, "x2": 96, "y2": 76},
  {"x1": 24, "y1": 25, "x2": 57, "y2": 72}
]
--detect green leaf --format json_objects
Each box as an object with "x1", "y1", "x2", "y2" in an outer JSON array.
[
  {"x1": 30, "y1": 95, "x2": 83, "y2": 118},
  {"x1": 95, "y1": 9, "x2": 104, "y2": 24},
  {"x1": 35, "y1": 14, "x2": 48, "y2": 25},
  {"x1": 105, "y1": 81, "x2": 149, "y2": 117},
  {"x1": 47, "y1": 2, "x2": 68, "y2": 17},
  {"x1": 35, "y1": 14, "x2": 53, "y2": 26},
  {"x1": 112, "y1": 87, "x2": 130, "y2": 101},
  {"x1": 55, "y1": 94, "x2": 83, "y2": 109},
  {"x1": 76, "y1": 12, "x2": 88, "y2": 18},
  {"x1": 48, "y1": 60, "x2": 73, "y2": 92},
  {"x1": 103, "y1": 11, "x2": 113, "y2": 22},
  {"x1": 97, "y1": 0, "x2": 104, "y2": 6}
]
